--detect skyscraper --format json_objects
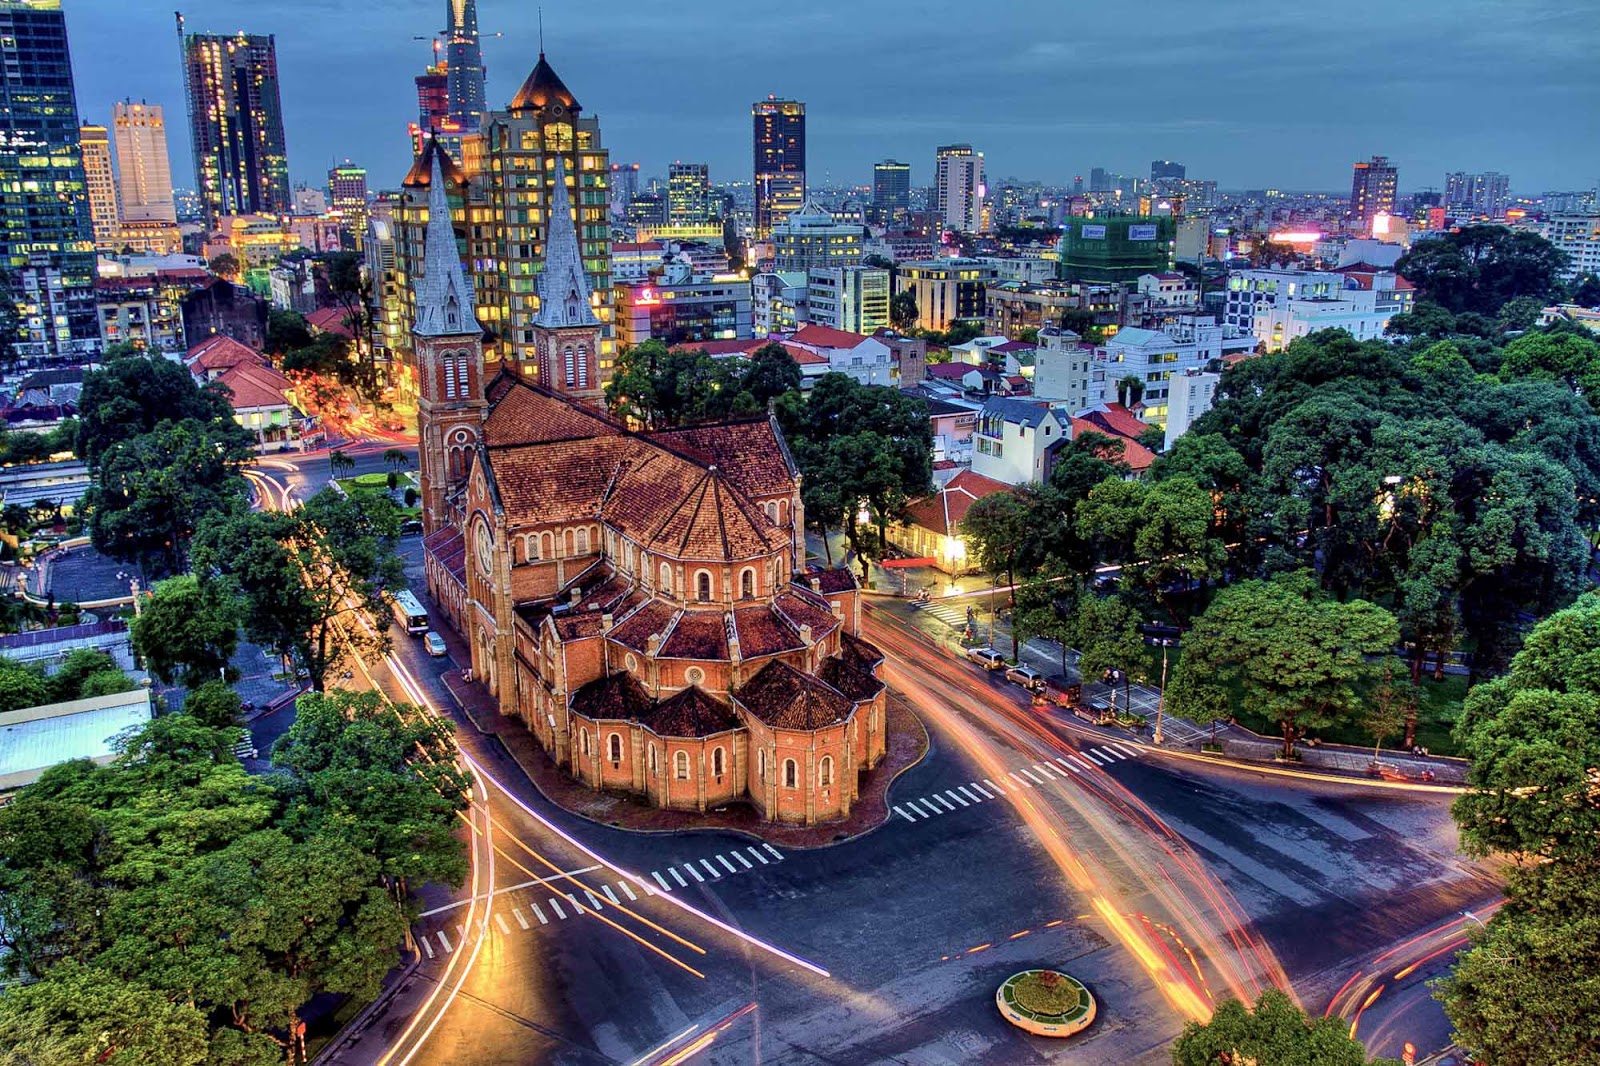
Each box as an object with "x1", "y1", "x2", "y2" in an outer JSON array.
[
  {"x1": 112, "y1": 101, "x2": 176, "y2": 223},
  {"x1": 1348, "y1": 155, "x2": 1398, "y2": 228},
  {"x1": 934, "y1": 144, "x2": 985, "y2": 233},
  {"x1": 752, "y1": 96, "x2": 805, "y2": 236},
  {"x1": 667, "y1": 162, "x2": 713, "y2": 226},
  {"x1": 872, "y1": 160, "x2": 911, "y2": 226},
  {"x1": 328, "y1": 161, "x2": 369, "y2": 241},
  {"x1": 0, "y1": 0, "x2": 97, "y2": 360},
  {"x1": 177, "y1": 14, "x2": 291, "y2": 223},
  {"x1": 1150, "y1": 160, "x2": 1186, "y2": 182},
  {"x1": 79, "y1": 124, "x2": 120, "y2": 247},
  {"x1": 1444, "y1": 170, "x2": 1510, "y2": 220},
  {"x1": 443, "y1": 0, "x2": 486, "y2": 126}
]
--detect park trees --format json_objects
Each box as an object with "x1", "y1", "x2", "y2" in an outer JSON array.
[
  {"x1": 1395, "y1": 225, "x2": 1567, "y2": 316},
  {"x1": 604, "y1": 340, "x2": 801, "y2": 429},
  {"x1": 193, "y1": 487, "x2": 403, "y2": 691},
  {"x1": 1172, "y1": 988, "x2": 1400, "y2": 1066},
  {"x1": 1167, "y1": 572, "x2": 1398, "y2": 756},
  {"x1": 129, "y1": 574, "x2": 244, "y2": 687}
]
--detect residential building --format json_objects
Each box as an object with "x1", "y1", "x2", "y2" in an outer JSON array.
[
  {"x1": 753, "y1": 96, "x2": 805, "y2": 236},
  {"x1": 1223, "y1": 268, "x2": 1346, "y2": 332},
  {"x1": 1031, "y1": 327, "x2": 1092, "y2": 410},
  {"x1": 79, "y1": 125, "x2": 120, "y2": 247},
  {"x1": 873, "y1": 328, "x2": 927, "y2": 389},
  {"x1": 476, "y1": 50, "x2": 613, "y2": 377},
  {"x1": 612, "y1": 271, "x2": 753, "y2": 348},
  {"x1": 862, "y1": 231, "x2": 936, "y2": 264},
  {"x1": 752, "y1": 271, "x2": 807, "y2": 335},
  {"x1": 1539, "y1": 215, "x2": 1600, "y2": 281},
  {"x1": 934, "y1": 144, "x2": 985, "y2": 233},
  {"x1": 985, "y1": 279, "x2": 1081, "y2": 338},
  {"x1": 1539, "y1": 304, "x2": 1600, "y2": 333},
  {"x1": 94, "y1": 268, "x2": 205, "y2": 353},
  {"x1": 916, "y1": 395, "x2": 978, "y2": 464},
  {"x1": 179, "y1": 277, "x2": 268, "y2": 350},
  {"x1": 0, "y1": 0, "x2": 98, "y2": 361},
  {"x1": 1136, "y1": 272, "x2": 1200, "y2": 311},
  {"x1": 872, "y1": 160, "x2": 910, "y2": 225},
  {"x1": 970, "y1": 396, "x2": 1065, "y2": 486},
  {"x1": 890, "y1": 469, "x2": 1011, "y2": 574},
  {"x1": 1254, "y1": 287, "x2": 1395, "y2": 352},
  {"x1": 185, "y1": 334, "x2": 307, "y2": 450},
  {"x1": 1088, "y1": 317, "x2": 1250, "y2": 424},
  {"x1": 1444, "y1": 171, "x2": 1510, "y2": 220},
  {"x1": 1347, "y1": 155, "x2": 1397, "y2": 228},
  {"x1": 668, "y1": 162, "x2": 714, "y2": 225},
  {"x1": 895, "y1": 258, "x2": 997, "y2": 332},
  {"x1": 807, "y1": 265, "x2": 889, "y2": 335},
  {"x1": 267, "y1": 258, "x2": 323, "y2": 313},
  {"x1": 1057, "y1": 216, "x2": 1175, "y2": 283},
  {"x1": 328, "y1": 161, "x2": 368, "y2": 241},
  {"x1": 177, "y1": 19, "x2": 291, "y2": 222},
  {"x1": 783, "y1": 323, "x2": 897, "y2": 387},
  {"x1": 365, "y1": 216, "x2": 403, "y2": 399},
  {"x1": 112, "y1": 101, "x2": 176, "y2": 226},
  {"x1": 1163, "y1": 368, "x2": 1220, "y2": 449},
  {"x1": 978, "y1": 256, "x2": 1055, "y2": 286},
  {"x1": 772, "y1": 199, "x2": 862, "y2": 273}
]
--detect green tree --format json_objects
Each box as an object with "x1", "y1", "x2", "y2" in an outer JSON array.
[
  {"x1": 1172, "y1": 988, "x2": 1400, "y2": 1066},
  {"x1": 129, "y1": 574, "x2": 244, "y2": 687},
  {"x1": 328, "y1": 447, "x2": 356, "y2": 479},
  {"x1": 382, "y1": 446, "x2": 409, "y2": 469},
  {"x1": 1497, "y1": 329, "x2": 1600, "y2": 409},
  {"x1": 1168, "y1": 572, "x2": 1398, "y2": 756},
  {"x1": 961, "y1": 492, "x2": 1027, "y2": 654},
  {"x1": 0, "y1": 962, "x2": 211, "y2": 1066},
  {"x1": 206, "y1": 253, "x2": 239, "y2": 279},
  {"x1": 181, "y1": 679, "x2": 244, "y2": 729},
  {"x1": 739, "y1": 342, "x2": 803, "y2": 406},
  {"x1": 1075, "y1": 589, "x2": 1147, "y2": 708},
  {"x1": 193, "y1": 487, "x2": 404, "y2": 691},
  {"x1": 0, "y1": 657, "x2": 48, "y2": 711},
  {"x1": 46, "y1": 648, "x2": 122, "y2": 703},
  {"x1": 1395, "y1": 225, "x2": 1567, "y2": 316},
  {"x1": 265, "y1": 309, "x2": 313, "y2": 356},
  {"x1": 890, "y1": 289, "x2": 918, "y2": 331},
  {"x1": 76, "y1": 352, "x2": 249, "y2": 467}
]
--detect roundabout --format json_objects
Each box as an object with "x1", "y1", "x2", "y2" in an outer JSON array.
[{"x1": 996, "y1": 969, "x2": 1097, "y2": 1037}]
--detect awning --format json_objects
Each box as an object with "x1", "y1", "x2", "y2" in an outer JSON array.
[{"x1": 879, "y1": 557, "x2": 937, "y2": 569}]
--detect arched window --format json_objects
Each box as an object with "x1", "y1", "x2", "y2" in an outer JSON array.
[
  {"x1": 783, "y1": 758, "x2": 798, "y2": 789},
  {"x1": 540, "y1": 531, "x2": 554, "y2": 559},
  {"x1": 712, "y1": 746, "x2": 725, "y2": 777},
  {"x1": 607, "y1": 732, "x2": 621, "y2": 763},
  {"x1": 739, "y1": 568, "x2": 755, "y2": 600},
  {"x1": 648, "y1": 743, "x2": 658, "y2": 774},
  {"x1": 696, "y1": 570, "x2": 712, "y2": 602},
  {"x1": 563, "y1": 346, "x2": 576, "y2": 387},
  {"x1": 778, "y1": 499, "x2": 788, "y2": 524},
  {"x1": 579, "y1": 730, "x2": 589, "y2": 755},
  {"x1": 564, "y1": 529, "x2": 575, "y2": 556},
  {"x1": 525, "y1": 534, "x2": 539, "y2": 561},
  {"x1": 674, "y1": 750, "x2": 690, "y2": 780},
  {"x1": 757, "y1": 749, "x2": 767, "y2": 782},
  {"x1": 819, "y1": 755, "x2": 833, "y2": 787},
  {"x1": 765, "y1": 501, "x2": 778, "y2": 524},
  {"x1": 577, "y1": 345, "x2": 590, "y2": 389},
  {"x1": 658, "y1": 562, "x2": 672, "y2": 593},
  {"x1": 576, "y1": 527, "x2": 589, "y2": 554}
]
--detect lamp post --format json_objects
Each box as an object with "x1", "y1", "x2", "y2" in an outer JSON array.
[{"x1": 1153, "y1": 638, "x2": 1173, "y2": 745}]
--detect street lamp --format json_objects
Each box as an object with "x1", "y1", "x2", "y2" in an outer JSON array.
[{"x1": 1153, "y1": 638, "x2": 1174, "y2": 745}]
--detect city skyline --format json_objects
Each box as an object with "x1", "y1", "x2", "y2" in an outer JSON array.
[{"x1": 60, "y1": 0, "x2": 1599, "y2": 197}]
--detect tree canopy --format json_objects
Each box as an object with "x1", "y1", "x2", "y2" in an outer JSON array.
[
  {"x1": 604, "y1": 339, "x2": 801, "y2": 429},
  {"x1": 1394, "y1": 225, "x2": 1567, "y2": 316},
  {"x1": 1172, "y1": 988, "x2": 1400, "y2": 1066}
]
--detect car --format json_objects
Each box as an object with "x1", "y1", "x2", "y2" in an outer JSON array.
[
  {"x1": 1005, "y1": 665, "x2": 1044, "y2": 691},
  {"x1": 965, "y1": 646, "x2": 1006, "y2": 670},
  {"x1": 424, "y1": 631, "x2": 448, "y2": 657},
  {"x1": 400, "y1": 519, "x2": 424, "y2": 536}
]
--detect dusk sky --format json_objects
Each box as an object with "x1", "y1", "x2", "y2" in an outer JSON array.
[{"x1": 67, "y1": 0, "x2": 1599, "y2": 197}]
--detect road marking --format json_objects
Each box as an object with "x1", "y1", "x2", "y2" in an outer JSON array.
[
  {"x1": 1008, "y1": 770, "x2": 1033, "y2": 787},
  {"x1": 763, "y1": 843, "x2": 784, "y2": 861},
  {"x1": 1114, "y1": 743, "x2": 1143, "y2": 757},
  {"x1": 567, "y1": 893, "x2": 585, "y2": 912},
  {"x1": 683, "y1": 864, "x2": 706, "y2": 883},
  {"x1": 1099, "y1": 746, "x2": 1128, "y2": 761},
  {"x1": 600, "y1": 885, "x2": 620, "y2": 905},
  {"x1": 1081, "y1": 749, "x2": 1106, "y2": 766},
  {"x1": 907, "y1": 799, "x2": 935, "y2": 817},
  {"x1": 1069, "y1": 754, "x2": 1095, "y2": 772},
  {"x1": 1019, "y1": 767, "x2": 1048, "y2": 785},
  {"x1": 494, "y1": 912, "x2": 511, "y2": 934},
  {"x1": 731, "y1": 850, "x2": 753, "y2": 870},
  {"x1": 1041, "y1": 762, "x2": 1072, "y2": 779},
  {"x1": 957, "y1": 785, "x2": 983, "y2": 803},
  {"x1": 549, "y1": 898, "x2": 566, "y2": 919},
  {"x1": 747, "y1": 846, "x2": 770, "y2": 865},
  {"x1": 984, "y1": 778, "x2": 1005, "y2": 794},
  {"x1": 1055, "y1": 756, "x2": 1081, "y2": 773},
  {"x1": 717, "y1": 854, "x2": 738, "y2": 874},
  {"x1": 619, "y1": 881, "x2": 638, "y2": 901},
  {"x1": 418, "y1": 865, "x2": 605, "y2": 915},
  {"x1": 944, "y1": 789, "x2": 970, "y2": 807},
  {"x1": 656, "y1": 871, "x2": 676, "y2": 891},
  {"x1": 970, "y1": 782, "x2": 995, "y2": 799},
  {"x1": 700, "y1": 859, "x2": 722, "y2": 880},
  {"x1": 512, "y1": 907, "x2": 530, "y2": 929},
  {"x1": 895, "y1": 805, "x2": 918, "y2": 822},
  {"x1": 670, "y1": 868, "x2": 688, "y2": 888},
  {"x1": 436, "y1": 930, "x2": 452, "y2": 953},
  {"x1": 930, "y1": 794, "x2": 957, "y2": 812},
  {"x1": 584, "y1": 890, "x2": 604, "y2": 910},
  {"x1": 420, "y1": 936, "x2": 434, "y2": 959},
  {"x1": 533, "y1": 903, "x2": 548, "y2": 924}
]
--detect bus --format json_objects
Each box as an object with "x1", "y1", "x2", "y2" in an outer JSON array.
[{"x1": 391, "y1": 589, "x2": 429, "y2": 635}]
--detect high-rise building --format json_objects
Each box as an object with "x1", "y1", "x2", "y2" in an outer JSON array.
[
  {"x1": 411, "y1": 60, "x2": 450, "y2": 154},
  {"x1": 772, "y1": 199, "x2": 863, "y2": 273},
  {"x1": 807, "y1": 265, "x2": 890, "y2": 334},
  {"x1": 328, "y1": 161, "x2": 369, "y2": 241},
  {"x1": 79, "y1": 125, "x2": 120, "y2": 247},
  {"x1": 934, "y1": 144, "x2": 985, "y2": 234},
  {"x1": 1089, "y1": 167, "x2": 1112, "y2": 193},
  {"x1": 667, "y1": 162, "x2": 713, "y2": 225},
  {"x1": 0, "y1": 0, "x2": 97, "y2": 360},
  {"x1": 1151, "y1": 160, "x2": 1186, "y2": 182},
  {"x1": 177, "y1": 15, "x2": 291, "y2": 223},
  {"x1": 1348, "y1": 155, "x2": 1398, "y2": 228},
  {"x1": 872, "y1": 160, "x2": 911, "y2": 226},
  {"x1": 112, "y1": 101, "x2": 176, "y2": 224},
  {"x1": 752, "y1": 96, "x2": 805, "y2": 236},
  {"x1": 443, "y1": 0, "x2": 486, "y2": 125},
  {"x1": 477, "y1": 50, "x2": 612, "y2": 377},
  {"x1": 1444, "y1": 170, "x2": 1510, "y2": 220}
]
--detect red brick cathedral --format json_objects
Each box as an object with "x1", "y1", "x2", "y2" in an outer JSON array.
[{"x1": 412, "y1": 151, "x2": 888, "y2": 825}]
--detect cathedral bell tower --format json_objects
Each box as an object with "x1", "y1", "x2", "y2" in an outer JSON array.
[
  {"x1": 532, "y1": 156, "x2": 603, "y2": 402},
  {"x1": 412, "y1": 142, "x2": 487, "y2": 535}
]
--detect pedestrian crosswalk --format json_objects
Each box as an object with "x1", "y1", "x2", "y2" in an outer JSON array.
[
  {"x1": 414, "y1": 842, "x2": 788, "y2": 957},
  {"x1": 891, "y1": 744, "x2": 1145, "y2": 824},
  {"x1": 917, "y1": 602, "x2": 973, "y2": 631}
]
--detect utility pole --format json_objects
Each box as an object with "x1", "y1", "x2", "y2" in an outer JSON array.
[{"x1": 1153, "y1": 639, "x2": 1172, "y2": 744}]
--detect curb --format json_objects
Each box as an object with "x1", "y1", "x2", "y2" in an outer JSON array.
[
  {"x1": 309, "y1": 947, "x2": 422, "y2": 1065},
  {"x1": 1143, "y1": 744, "x2": 1470, "y2": 794}
]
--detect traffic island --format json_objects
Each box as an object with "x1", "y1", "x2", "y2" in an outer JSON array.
[{"x1": 996, "y1": 969, "x2": 1096, "y2": 1037}]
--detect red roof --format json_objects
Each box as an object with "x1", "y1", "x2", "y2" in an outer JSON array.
[
  {"x1": 781, "y1": 342, "x2": 829, "y2": 366},
  {"x1": 671, "y1": 338, "x2": 766, "y2": 357},
  {"x1": 1079, "y1": 402, "x2": 1149, "y2": 441},
  {"x1": 901, "y1": 469, "x2": 1013, "y2": 536},
  {"x1": 187, "y1": 334, "x2": 266, "y2": 372},
  {"x1": 614, "y1": 241, "x2": 664, "y2": 253},
  {"x1": 214, "y1": 362, "x2": 294, "y2": 410},
  {"x1": 992, "y1": 340, "x2": 1037, "y2": 353},
  {"x1": 306, "y1": 307, "x2": 355, "y2": 339},
  {"x1": 925, "y1": 362, "x2": 971, "y2": 380},
  {"x1": 790, "y1": 323, "x2": 867, "y2": 350},
  {"x1": 1069, "y1": 417, "x2": 1155, "y2": 473}
]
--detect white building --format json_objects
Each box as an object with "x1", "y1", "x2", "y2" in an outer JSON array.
[
  {"x1": 978, "y1": 256, "x2": 1055, "y2": 285},
  {"x1": 1137, "y1": 272, "x2": 1200, "y2": 311},
  {"x1": 1223, "y1": 269, "x2": 1346, "y2": 333},
  {"x1": 1164, "y1": 368, "x2": 1221, "y2": 450},
  {"x1": 752, "y1": 271, "x2": 808, "y2": 335},
  {"x1": 948, "y1": 335, "x2": 1010, "y2": 366},
  {"x1": 807, "y1": 265, "x2": 889, "y2": 334},
  {"x1": 1088, "y1": 317, "x2": 1252, "y2": 425},
  {"x1": 772, "y1": 199, "x2": 863, "y2": 273},
  {"x1": 935, "y1": 144, "x2": 986, "y2": 233},
  {"x1": 784, "y1": 324, "x2": 897, "y2": 387},
  {"x1": 1031, "y1": 327, "x2": 1092, "y2": 410},
  {"x1": 1540, "y1": 215, "x2": 1600, "y2": 281},
  {"x1": 1254, "y1": 287, "x2": 1394, "y2": 352},
  {"x1": 971, "y1": 396, "x2": 1065, "y2": 486}
]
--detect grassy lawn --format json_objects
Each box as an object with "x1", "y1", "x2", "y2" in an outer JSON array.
[{"x1": 336, "y1": 472, "x2": 421, "y2": 519}]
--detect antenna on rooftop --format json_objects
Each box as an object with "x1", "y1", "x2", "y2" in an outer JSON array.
[{"x1": 538, "y1": 6, "x2": 544, "y2": 52}]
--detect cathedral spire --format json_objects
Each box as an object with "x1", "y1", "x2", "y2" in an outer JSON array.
[
  {"x1": 535, "y1": 156, "x2": 598, "y2": 329},
  {"x1": 413, "y1": 144, "x2": 481, "y2": 337}
]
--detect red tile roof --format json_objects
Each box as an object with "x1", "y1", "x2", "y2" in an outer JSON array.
[
  {"x1": 424, "y1": 526, "x2": 467, "y2": 583},
  {"x1": 901, "y1": 470, "x2": 1012, "y2": 536},
  {"x1": 734, "y1": 659, "x2": 854, "y2": 730},
  {"x1": 640, "y1": 686, "x2": 741, "y2": 737},
  {"x1": 1079, "y1": 402, "x2": 1149, "y2": 441},
  {"x1": 646, "y1": 419, "x2": 797, "y2": 500},
  {"x1": 213, "y1": 362, "x2": 293, "y2": 410},
  {"x1": 732, "y1": 605, "x2": 804, "y2": 658},
  {"x1": 659, "y1": 610, "x2": 729, "y2": 660},
  {"x1": 187, "y1": 334, "x2": 264, "y2": 372},
  {"x1": 482, "y1": 377, "x2": 622, "y2": 447},
  {"x1": 570, "y1": 672, "x2": 652, "y2": 721},
  {"x1": 790, "y1": 324, "x2": 867, "y2": 350},
  {"x1": 925, "y1": 362, "x2": 971, "y2": 381},
  {"x1": 805, "y1": 567, "x2": 858, "y2": 595},
  {"x1": 306, "y1": 307, "x2": 356, "y2": 338},
  {"x1": 671, "y1": 338, "x2": 766, "y2": 357},
  {"x1": 1068, "y1": 417, "x2": 1156, "y2": 472}
]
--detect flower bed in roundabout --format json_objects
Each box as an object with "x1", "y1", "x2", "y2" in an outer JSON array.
[{"x1": 995, "y1": 969, "x2": 1096, "y2": 1037}]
